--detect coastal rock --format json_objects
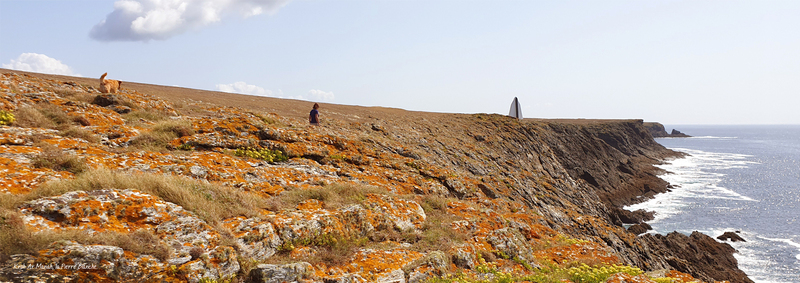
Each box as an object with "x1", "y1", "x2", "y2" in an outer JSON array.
[
  {"x1": 627, "y1": 222, "x2": 652, "y2": 235},
  {"x1": 641, "y1": 231, "x2": 754, "y2": 283},
  {"x1": 643, "y1": 122, "x2": 691, "y2": 138},
  {"x1": 717, "y1": 231, "x2": 746, "y2": 242},
  {"x1": 670, "y1": 129, "x2": 690, "y2": 137}
]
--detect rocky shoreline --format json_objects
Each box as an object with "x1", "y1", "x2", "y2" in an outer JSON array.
[{"x1": 1, "y1": 69, "x2": 751, "y2": 283}]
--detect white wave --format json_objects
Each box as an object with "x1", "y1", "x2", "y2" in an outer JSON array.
[
  {"x1": 688, "y1": 136, "x2": 739, "y2": 139},
  {"x1": 727, "y1": 231, "x2": 800, "y2": 283},
  {"x1": 625, "y1": 148, "x2": 757, "y2": 223}
]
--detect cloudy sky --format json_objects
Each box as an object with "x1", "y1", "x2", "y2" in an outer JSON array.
[{"x1": 2, "y1": 0, "x2": 799, "y2": 125}]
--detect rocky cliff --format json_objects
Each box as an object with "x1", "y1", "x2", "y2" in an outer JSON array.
[
  {"x1": 644, "y1": 122, "x2": 690, "y2": 138},
  {"x1": 0, "y1": 70, "x2": 750, "y2": 283}
]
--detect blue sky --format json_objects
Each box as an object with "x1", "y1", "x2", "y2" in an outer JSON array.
[{"x1": 2, "y1": 0, "x2": 799, "y2": 125}]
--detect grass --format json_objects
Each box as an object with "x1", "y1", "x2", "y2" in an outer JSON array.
[
  {"x1": 123, "y1": 109, "x2": 169, "y2": 125},
  {"x1": 268, "y1": 183, "x2": 387, "y2": 211},
  {"x1": 12, "y1": 105, "x2": 56, "y2": 129},
  {"x1": 10, "y1": 103, "x2": 88, "y2": 130},
  {"x1": 0, "y1": 208, "x2": 172, "y2": 263},
  {"x1": 59, "y1": 126, "x2": 100, "y2": 143},
  {"x1": 128, "y1": 119, "x2": 194, "y2": 151},
  {"x1": 6, "y1": 169, "x2": 268, "y2": 226},
  {"x1": 412, "y1": 195, "x2": 468, "y2": 253},
  {"x1": 272, "y1": 232, "x2": 369, "y2": 267},
  {"x1": 30, "y1": 144, "x2": 89, "y2": 174},
  {"x1": 1, "y1": 168, "x2": 268, "y2": 265}
]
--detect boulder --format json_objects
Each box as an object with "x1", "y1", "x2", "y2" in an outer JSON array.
[
  {"x1": 92, "y1": 94, "x2": 121, "y2": 107},
  {"x1": 717, "y1": 231, "x2": 746, "y2": 242},
  {"x1": 628, "y1": 223, "x2": 652, "y2": 235},
  {"x1": 641, "y1": 231, "x2": 753, "y2": 283},
  {"x1": 248, "y1": 262, "x2": 312, "y2": 283}
]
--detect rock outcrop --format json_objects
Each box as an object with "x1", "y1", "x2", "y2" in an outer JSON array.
[
  {"x1": 644, "y1": 122, "x2": 691, "y2": 138},
  {"x1": 717, "y1": 232, "x2": 746, "y2": 242},
  {"x1": 1, "y1": 70, "x2": 749, "y2": 283}
]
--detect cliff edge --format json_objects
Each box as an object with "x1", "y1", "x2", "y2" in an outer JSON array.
[{"x1": 1, "y1": 70, "x2": 750, "y2": 283}]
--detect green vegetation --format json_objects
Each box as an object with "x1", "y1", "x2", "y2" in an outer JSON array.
[
  {"x1": 427, "y1": 260, "x2": 682, "y2": 283},
  {"x1": 567, "y1": 263, "x2": 642, "y2": 283},
  {"x1": 234, "y1": 147, "x2": 287, "y2": 162},
  {"x1": 0, "y1": 110, "x2": 14, "y2": 126}
]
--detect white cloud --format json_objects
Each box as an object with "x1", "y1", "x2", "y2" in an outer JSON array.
[
  {"x1": 90, "y1": 0, "x2": 293, "y2": 42},
  {"x1": 216, "y1": 81, "x2": 271, "y2": 96},
  {"x1": 215, "y1": 82, "x2": 306, "y2": 100},
  {"x1": 308, "y1": 89, "x2": 334, "y2": 101},
  {"x1": 2, "y1": 53, "x2": 81, "y2": 76}
]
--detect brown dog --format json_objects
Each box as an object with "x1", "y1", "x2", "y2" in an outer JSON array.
[{"x1": 99, "y1": 72, "x2": 122, "y2": 93}]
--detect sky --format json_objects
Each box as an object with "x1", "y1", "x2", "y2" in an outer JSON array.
[{"x1": 2, "y1": 0, "x2": 799, "y2": 125}]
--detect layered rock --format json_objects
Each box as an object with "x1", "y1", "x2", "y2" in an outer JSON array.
[{"x1": 1, "y1": 70, "x2": 750, "y2": 282}]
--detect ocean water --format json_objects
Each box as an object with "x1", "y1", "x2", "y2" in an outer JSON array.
[{"x1": 625, "y1": 125, "x2": 800, "y2": 283}]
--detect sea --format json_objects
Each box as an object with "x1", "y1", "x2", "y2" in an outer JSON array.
[{"x1": 625, "y1": 125, "x2": 800, "y2": 283}]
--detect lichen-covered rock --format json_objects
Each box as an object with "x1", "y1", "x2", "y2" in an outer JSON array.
[
  {"x1": 248, "y1": 262, "x2": 312, "y2": 283},
  {"x1": 222, "y1": 215, "x2": 282, "y2": 261},
  {"x1": 3, "y1": 241, "x2": 169, "y2": 282},
  {"x1": 1, "y1": 71, "x2": 743, "y2": 282},
  {"x1": 363, "y1": 194, "x2": 426, "y2": 231},
  {"x1": 16, "y1": 189, "x2": 239, "y2": 281}
]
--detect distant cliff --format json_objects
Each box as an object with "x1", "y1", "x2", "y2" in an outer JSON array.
[
  {"x1": 1, "y1": 70, "x2": 749, "y2": 283},
  {"x1": 644, "y1": 122, "x2": 690, "y2": 138}
]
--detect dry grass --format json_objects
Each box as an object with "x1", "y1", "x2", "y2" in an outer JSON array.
[
  {"x1": 0, "y1": 208, "x2": 171, "y2": 263},
  {"x1": 59, "y1": 126, "x2": 100, "y2": 143},
  {"x1": 12, "y1": 105, "x2": 56, "y2": 129},
  {"x1": 128, "y1": 119, "x2": 194, "y2": 151},
  {"x1": 128, "y1": 131, "x2": 175, "y2": 151},
  {"x1": 17, "y1": 169, "x2": 268, "y2": 225},
  {"x1": 0, "y1": 169, "x2": 261, "y2": 263},
  {"x1": 123, "y1": 109, "x2": 168, "y2": 124},
  {"x1": 272, "y1": 232, "x2": 368, "y2": 267},
  {"x1": 11, "y1": 103, "x2": 85, "y2": 130},
  {"x1": 269, "y1": 183, "x2": 388, "y2": 211},
  {"x1": 30, "y1": 145, "x2": 89, "y2": 174},
  {"x1": 412, "y1": 195, "x2": 468, "y2": 253},
  {"x1": 152, "y1": 119, "x2": 195, "y2": 137}
]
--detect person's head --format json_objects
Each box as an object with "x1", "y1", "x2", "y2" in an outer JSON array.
[{"x1": 313, "y1": 103, "x2": 320, "y2": 109}]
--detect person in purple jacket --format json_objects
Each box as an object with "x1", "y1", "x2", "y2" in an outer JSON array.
[{"x1": 309, "y1": 103, "x2": 320, "y2": 126}]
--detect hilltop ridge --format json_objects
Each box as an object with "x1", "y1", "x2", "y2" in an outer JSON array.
[{"x1": 1, "y1": 69, "x2": 750, "y2": 283}]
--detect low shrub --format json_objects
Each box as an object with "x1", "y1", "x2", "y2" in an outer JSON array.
[
  {"x1": 234, "y1": 147, "x2": 287, "y2": 163},
  {"x1": 567, "y1": 263, "x2": 643, "y2": 283},
  {"x1": 0, "y1": 110, "x2": 14, "y2": 126}
]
